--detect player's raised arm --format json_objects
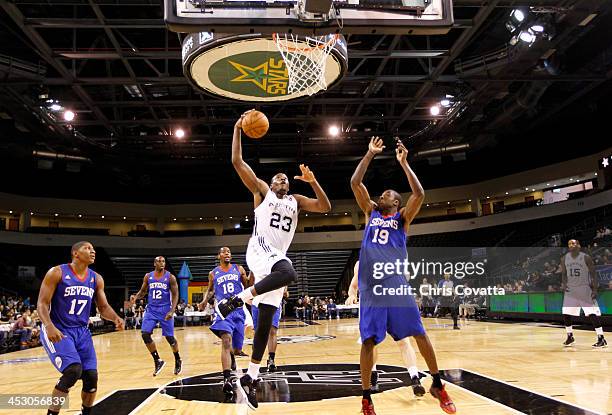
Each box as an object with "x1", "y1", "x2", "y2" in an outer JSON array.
[
  {"x1": 232, "y1": 111, "x2": 270, "y2": 197},
  {"x1": 166, "y1": 275, "x2": 179, "y2": 320},
  {"x1": 293, "y1": 164, "x2": 331, "y2": 213},
  {"x1": 396, "y1": 140, "x2": 425, "y2": 233},
  {"x1": 351, "y1": 137, "x2": 383, "y2": 216},
  {"x1": 94, "y1": 274, "x2": 124, "y2": 330},
  {"x1": 37, "y1": 266, "x2": 65, "y2": 343},
  {"x1": 130, "y1": 274, "x2": 149, "y2": 305}
]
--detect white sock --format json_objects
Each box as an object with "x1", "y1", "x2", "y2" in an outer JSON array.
[
  {"x1": 565, "y1": 326, "x2": 573, "y2": 334},
  {"x1": 595, "y1": 327, "x2": 604, "y2": 336},
  {"x1": 372, "y1": 364, "x2": 377, "y2": 372},
  {"x1": 408, "y1": 366, "x2": 419, "y2": 379},
  {"x1": 247, "y1": 362, "x2": 260, "y2": 380},
  {"x1": 238, "y1": 288, "x2": 254, "y2": 302},
  {"x1": 397, "y1": 338, "x2": 418, "y2": 375}
]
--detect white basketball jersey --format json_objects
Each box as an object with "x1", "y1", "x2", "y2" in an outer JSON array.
[
  {"x1": 564, "y1": 252, "x2": 590, "y2": 288},
  {"x1": 252, "y1": 190, "x2": 299, "y2": 254}
]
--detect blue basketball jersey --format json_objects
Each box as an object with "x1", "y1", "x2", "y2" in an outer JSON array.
[
  {"x1": 147, "y1": 271, "x2": 172, "y2": 310},
  {"x1": 358, "y1": 210, "x2": 410, "y2": 307},
  {"x1": 213, "y1": 264, "x2": 243, "y2": 302},
  {"x1": 50, "y1": 264, "x2": 97, "y2": 328}
]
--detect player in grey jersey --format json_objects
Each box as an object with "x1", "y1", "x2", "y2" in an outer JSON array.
[{"x1": 560, "y1": 239, "x2": 606, "y2": 348}]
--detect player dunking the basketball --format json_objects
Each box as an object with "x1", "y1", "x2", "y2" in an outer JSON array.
[
  {"x1": 351, "y1": 137, "x2": 456, "y2": 415},
  {"x1": 37, "y1": 241, "x2": 123, "y2": 415},
  {"x1": 216, "y1": 110, "x2": 331, "y2": 409},
  {"x1": 130, "y1": 256, "x2": 182, "y2": 376}
]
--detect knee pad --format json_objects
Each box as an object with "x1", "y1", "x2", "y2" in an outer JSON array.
[
  {"x1": 142, "y1": 332, "x2": 153, "y2": 344},
  {"x1": 271, "y1": 260, "x2": 298, "y2": 283},
  {"x1": 563, "y1": 315, "x2": 572, "y2": 327},
  {"x1": 81, "y1": 369, "x2": 98, "y2": 393},
  {"x1": 165, "y1": 336, "x2": 177, "y2": 347},
  {"x1": 56, "y1": 363, "x2": 82, "y2": 392}
]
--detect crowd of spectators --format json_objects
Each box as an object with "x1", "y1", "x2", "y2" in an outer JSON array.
[
  {"x1": 0, "y1": 294, "x2": 40, "y2": 352},
  {"x1": 294, "y1": 295, "x2": 341, "y2": 320},
  {"x1": 594, "y1": 226, "x2": 612, "y2": 240},
  {"x1": 119, "y1": 298, "x2": 215, "y2": 329}
]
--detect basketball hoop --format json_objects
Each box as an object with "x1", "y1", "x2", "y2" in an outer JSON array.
[{"x1": 272, "y1": 33, "x2": 340, "y2": 96}]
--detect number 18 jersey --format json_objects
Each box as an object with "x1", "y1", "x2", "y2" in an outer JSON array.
[
  {"x1": 213, "y1": 264, "x2": 244, "y2": 303},
  {"x1": 252, "y1": 190, "x2": 298, "y2": 254}
]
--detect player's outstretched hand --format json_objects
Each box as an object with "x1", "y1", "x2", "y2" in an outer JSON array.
[
  {"x1": 235, "y1": 109, "x2": 255, "y2": 129},
  {"x1": 368, "y1": 136, "x2": 385, "y2": 155},
  {"x1": 46, "y1": 325, "x2": 65, "y2": 343},
  {"x1": 294, "y1": 164, "x2": 316, "y2": 183},
  {"x1": 164, "y1": 311, "x2": 174, "y2": 321},
  {"x1": 345, "y1": 295, "x2": 358, "y2": 305},
  {"x1": 396, "y1": 140, "x2": 408, "y2": 163},
  {"x1": 114, "y1": 317, "x2": 124, "y2": 331}
]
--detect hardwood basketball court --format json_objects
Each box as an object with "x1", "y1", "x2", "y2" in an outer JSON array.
[{"x1": 0, "y1": 318, "x2": 609, "y2": 415}]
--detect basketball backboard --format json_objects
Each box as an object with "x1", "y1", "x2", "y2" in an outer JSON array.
[{"x1": 165, "y1": 0, "x2": 453, "y2": 35}]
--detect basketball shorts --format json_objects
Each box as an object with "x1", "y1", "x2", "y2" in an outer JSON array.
[
  {"x1": 41, "y1": 324, "x2": 97, "y2": 372},
  {"x1": 141, "y1": 306, "x2": 174, "y2": 337},
  {"x1": 562, "y1": 286, "x2": 601, "y2": 316},
  {"x1": 251, "y1": 304, "x2": 281, "y2": 329},
  {"x1": 359, "y1": 303, "x2": 425, "y2": 346},
  {"x1": 247, "y1": 236, "x2": 291, "y2": 308},
  {"x1": 211, "y1": 308, "x2": 246, "y2": 350}
]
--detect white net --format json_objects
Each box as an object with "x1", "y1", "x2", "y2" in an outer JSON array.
[{"x1": 273, "y1": 33, "x2": 339, "y2": 96}]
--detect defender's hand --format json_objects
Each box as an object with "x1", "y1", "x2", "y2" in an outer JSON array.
[
  {"x1": 294, "y1": 164, "x2": 316, "y2": 183},
  {"x1": 368, "y1": 136, "x2": 385, "y2": 155},
  {"x1": 396, "y1": 140, "x2": 408, "y2": 163}
]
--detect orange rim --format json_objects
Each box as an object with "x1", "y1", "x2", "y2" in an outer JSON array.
[{"x1": 273, "y1": 33, "x2": 339, "y2": 53}]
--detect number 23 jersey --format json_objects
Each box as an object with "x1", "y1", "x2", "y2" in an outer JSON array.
[{"x1": 252, "y1": 190, "x2": 298, "y2": 254}]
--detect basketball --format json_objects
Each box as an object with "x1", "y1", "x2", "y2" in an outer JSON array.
[{"x1": 242, "y1": 110, "x2": 269, "y2": 139}]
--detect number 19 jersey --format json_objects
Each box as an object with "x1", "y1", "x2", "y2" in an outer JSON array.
[
  {"x1": 358, "y1": 210, "x2": 409, "y2": 307},
  {"x1": 252, "y1": 190, "x2": 298, "y2": 254}
]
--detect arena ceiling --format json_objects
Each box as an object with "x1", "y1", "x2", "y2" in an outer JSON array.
[{"x1": 0, "y1": 0, "x2": 611, "y2": 203}]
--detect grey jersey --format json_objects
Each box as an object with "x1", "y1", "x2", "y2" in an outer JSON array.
[{"x1": 564, "y1": 252, "x2": 590, "y2": 288}]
